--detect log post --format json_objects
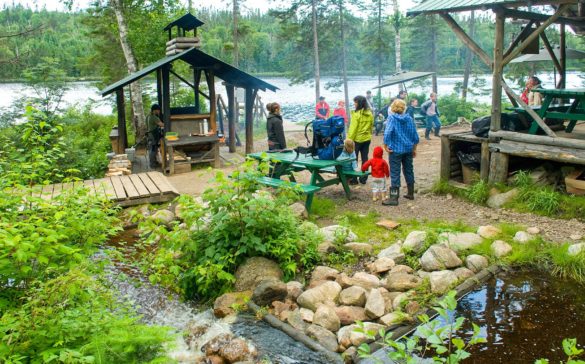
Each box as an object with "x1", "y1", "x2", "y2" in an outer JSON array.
[
  {"x1": 488, "y1": 152, "x2": 509, "y2": 184},
  {"x1": 116, "y1": 88, "x2": 127, "y2": 152},
  {"x1": 226, "y1": 84, "x2": 236, "y2": 153},
  {"x1": 244, "y1": 88, "x2": 257, "y2": 154},
  {"x1": 559, "y1": 23, "x2": 566, "y2": 89},
  {"x1": 440, "y1": 134, "x2": 452, "y2": 181},
  {"x1": 161, "y1": 64, "x2": 171, "y2": 132},
  {"x1": 156, "y1": 68, "x2": 163, "y2": 108},
  {"x1": 490, "y1": 11, "x2": 505, "y2": 134},
  {"x1": 194, "y1": 68, "x2": 202, "y2": 113},
  {"x1": 205, "y1": 70, "x2": 217, "y2": 134}
]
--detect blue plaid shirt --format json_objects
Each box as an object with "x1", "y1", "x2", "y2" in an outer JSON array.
[{"x1": 383, "y1": 113, "x2": 419, "y2": 154}]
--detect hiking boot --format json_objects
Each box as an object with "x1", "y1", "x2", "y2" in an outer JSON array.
[
  {"x1": 382, "y1": 187, "x2": 399, "y2": 206},
  {"x1": 425, "y1": 129, "x2": 431, "y2": 140},
  {"x1": 359, "y1": 175, "x2": 368, "y2": 184},
  {"x1": 434, "y1": 126, "x2": 441, "y2": 137},
  {"x1": 404, "y1": 184, "x2": 415, "y2": 200}
]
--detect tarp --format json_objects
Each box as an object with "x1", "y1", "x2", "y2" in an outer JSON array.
[
  {"x1": 510, "y1": 46, "x2": 585, "y2": 63},
  {"x1": 372, "y1": 71, "x2": 435, "y2": 89}
]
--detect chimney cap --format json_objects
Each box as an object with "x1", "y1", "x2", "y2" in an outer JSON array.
[{"x1": 164, "y1": 13, "x2": 204, "y2": 32}]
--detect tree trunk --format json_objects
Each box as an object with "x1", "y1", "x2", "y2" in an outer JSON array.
[
  {"x1": 376, "y1": 0, "x2": 382, "y2": 109},
  {"x1": 338, "y1": 0, "x2": 350, "y2": 123},
  {"x1": 110, "y1": 0, "x2": 146, "y2": 141},
  {"x1": 430, "y1": 15, "x2": 438, "y2": 93},
  {"x1": 233, "y1": 0, "x2": 239, "y2": 67},
  {"x1": 392, "y1": 0, "x2": 401, "y2": 74},
  {"x1": 311, "y1": 0, "x2": 321, "y2": 103},
  {"x1": 461, "y1": 11, "x2": 475, "y2": 101}
]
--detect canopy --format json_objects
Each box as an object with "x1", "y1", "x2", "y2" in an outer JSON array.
[
  {"x1": 510, "y1": 46, "x2": 585, "y2": 63},
  {"x1": 373, "y1": 71, "x2": 435, "y2": 89}
]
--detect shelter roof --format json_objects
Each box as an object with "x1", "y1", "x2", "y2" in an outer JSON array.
[
  {"x1": 373, "y1": 71, "x2": 435, "y2": 89},
  {"x1": 407, "y1": 0, "x2": 576, "y2": 16},
  {"x1": 164, "y1": 13, "x2": 204, "y2": 31},
  {"x1": 100, "y1": 48, "x2": 278, "y2": 96}
]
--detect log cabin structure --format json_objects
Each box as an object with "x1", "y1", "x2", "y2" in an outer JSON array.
[
  {"x1": 407, "y1": 0, "x2": 585, "y2": 184},
  {"x1": 101, "y1": 13, "x2": 278, "y2": 174}
]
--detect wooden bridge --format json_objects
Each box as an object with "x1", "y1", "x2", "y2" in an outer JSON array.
[{"x1": 33, "y1": 172, "x2": 179, "y2": 207}]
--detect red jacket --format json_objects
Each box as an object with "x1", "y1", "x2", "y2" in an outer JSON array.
[
  {"x1": 333, "y1": 107, "x2": 348, "y2": 124},
  {"x1": 316, "y1": 101, "x2": 330, "y2": 119},
  {"x1": 361, "y1": 146, "x2": 390, "y2": 178}
]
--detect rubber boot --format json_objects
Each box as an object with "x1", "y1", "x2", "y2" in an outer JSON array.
[
  {"x1": 434, "y1": 126, "x2": 441, "y2": 137},
  {"x1": 382, "y1": 187, "x2": 399, "y2": 206},
  {"x1": 404, "y1": 184, "x2": 415, "y2": 200},
  {"x1": 425, "y1": 129, "x2": 431, "y2": 140}
]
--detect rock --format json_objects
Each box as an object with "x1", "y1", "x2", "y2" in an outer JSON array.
[
  {"x1": 491, "y1": 240, "x2": 513, "y2": 258},
  {"x1": 272, "y1": 301, "x2": 296, "y2": 321},
  {"x1": 213, "y1": 291, "x2": 252, "y2": 318},
  {"x1": 390, "y1": 264, "x2": 414, "y2": 274},
  {"x1": 314, "y1": 305, "x2": 341, "y2": 332},
  {"x1": 454, "y1": 267, "x2": 475, "y2": 280},
  {"x1": 335, "y1": 306, "x2": 368, "y2": 325},
  {"x1": 286, "y1": 309, "x2": 307, "y2": 332},
  {"x1": 477, "y1": 225, "x2": 502, "y2": 239},
  {"x1": 342, "y1": 346, "x2": 357, "y2": 364},
  {"x1": 289, "y1": 202, "x2": 308, "y2": 219},
  {"x1": 336, "y1": 273, "x2": 353, "y2": 289},
  {"x1": 350, "y1": 323, "x2": 385, "y2": 347},
  {"x1": 568, "y1": 243, "x2": 585, "y2": 256},
  {"x1": 570, "y1": 234, "x2": 583, "y2": 241},
  {"x1": 339, "y1": 286, "x2": 367, "y2": 306},
  {"x1": 320, "y1": 225, "x2": 357, "y2": 244},
  {"x1": 393, "y1": 293, "x2": 409, "y2": 310},
  {"x1": 310, "y1": 266, "x2": 340, "y2": 285},
  {"x1": 218, "y1": 338, "x2": 256, "y2": 363},
  {"x1": 429, "y1": 270, "x2": 459, "y2": 294},
  {"x1": 420, "y1": 244, "x2": 463, "y2": 271},
  {"x1": 149, "y1": 209, "x2": 175, "y2": 226},
  {"x1": 344, "y1": 242, "x2": 373, "y2": 256},
  {"x1": 337, "y1": 324, "x2": 358, "y2": 348},
  {"x1": 300, "y1": 308, "x2": 314, "y2": 322},
  {"x1": 365, "y1": 288, "x2": 386, "y2": 319},
  {"x1": 202, "y1": 355, "x2": 225, "y2": 364},
  {"x1": 405, "y1": 301, "x2": 421, "y2": 315},
  {"x1": 286, "y1": 281, "x2": 304, "y2": 301},
  {"x1": 376, "y1": 220, "x2": 401, "y2": 230},
  {"x1": 382, "y1": 272, "x2": 422, "y2": 292},
  {"x1": 487, "y1": 188, "x2": 519, "y2": 209},
  {"x1": 252, "y1": 280, "x2": 287, "y2": 306},
  {"x1": 377, "y1": 243, "x2": 405, "y2": 263},
  {"x1": 235, "y1": 257, "x2": 283, "y2": 291},
  {"x1": 440, "y1": 232, "x2": 483, "y2": 251},
  {"x1": 367, "y1": 257, "x2": 396, "y2": 274},
  {"x1": 417, "y1": 270, "x2": 430, "y2": 280},
  {"x1": 402, "y1": 231, "x2": 428, "y2": 253},
  {"x1": 526, "y1": 227, "x2": 541, "y2": 235},
  {"x1": 317, "y1": 242, "x2": 336, "y2": 255},
  {"x1": 350, "y1": 272, "x2": 381, "y2": 291},
  {"x1": 297, "y1": 281, "x2": 342, "y2": 311},
  {"x1": 306, "y1": 324, "x2": 339, "y2": 352},
  {"x1": 465, "y1": 255, "x2": 489, "y2": 273},
  {"x1": 380, "y1": 290, "x2": 399, "y2": 314},
  {"x1": 513, "y1": 231, "x2": 534, "y2": 243},
  {"x1": 379, "y1": 312, "x2": 406, "y2": 326}
]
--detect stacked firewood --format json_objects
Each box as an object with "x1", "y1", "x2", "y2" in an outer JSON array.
[
  {"x1": 165, "y1": 37, "x2": 201, "y2": 56},
  {"x1": 106, "y1": 154, "x2": 132, "y2": 177}
]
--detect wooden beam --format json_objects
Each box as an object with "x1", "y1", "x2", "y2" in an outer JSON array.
[
  {"x1": 558, "y1": 23, "x2": 566, "y2": 89},
  {"x1": 503, "y1": 20, "x2": 535, "y2": 59},
  {"x1": 493, "y1": 140, "x2": 585, "y2": 165},
  {"x1": 491, "y1": 12, "x2": 505, "y2": 133},
  {"x1": 488, "y1": 152, "x2": 509, "y2": 183},
  {"x1": 205, "y1": 69, "x2": 217, "y2": 134},
  {"x1": 489, "y1": 130, "x2": 585, "y2": 149},
  {"x1": 226, "y1": 84, "x2": 236, "y2": 153},
  {"x1": 244, "y1": 88, "x2": 257, "y2": 154},
  {"x1": 500, "y1": 7, "x2": 584, "y2": 29},
  {"x1": 170, "y1": 69, "x2": 195, "y2": 89},
  {"x1": 539, "y1": 31, "x2": 563, "y2": 75},
  {"x1": 500, "y1": 78, "x2": 556, "y2": 137},
  {"x1": 194, "y1": 69, "x2": 202, "y2": 113},
  {"x1": 116, "y1": 88, "x2": 127, "y2": 153},
  {"x1": 439, "y1": 13, "x2": 492, "y2": 68},
  {"x1": 502, "y1": 4, "x2": 570, "y2": 66},
  {"x1": 156, "y1": 68, "x2": 163, "y2": 107},
  {"x1": 161, "y1": 64, "x2": 171, "y2": 133}
]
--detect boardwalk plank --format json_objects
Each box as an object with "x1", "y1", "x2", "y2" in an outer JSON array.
[
  {"x1": 137, "y1": 173, "x2": 161, "y2": 195},
  {"x1": 100, "y1": 178, "x2": 117, "y2": 199},
  {"x1": 146, "y1": 172, "x2": 179, "y2": 195},
  {"x1": 119, "y1": 175, "x2": 140, "y2": 199},
  {"x1": 129, "y1": 174, "x2": 150, "y2": 196},
  {"x1": 109, "y1": 176, "x2": 128, "y2": 200},
  {"x1": 61, "y1": 182, "x2": 74, "y2": 196},
  {"x1": 83, "y1": 180, "x2": 96, "y2": 196},
  {"x1": 93, "y1": 178, "x2": 111, "y2": 198}
]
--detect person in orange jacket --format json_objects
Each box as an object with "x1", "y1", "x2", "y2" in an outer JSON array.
[
  {"x1": 333, "y1": 100, "x2": 348, "y2": 124},
  {"x1": 315, "y1": 96, "x2": 330, "y2": 120}
]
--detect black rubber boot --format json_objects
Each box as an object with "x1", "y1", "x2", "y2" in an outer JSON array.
[
  {"x1": 404, "y1": 184, "x2": 415, "y2": 200},
  {"x1": 425, "y1": 129, "x2": 431, "y2": 140},
  {"x1": 382, "y1": 187, "x2": 399, "y2": 206},
  {"x1": 434, "y1": 126, "x2": 441, "y2": 137}
]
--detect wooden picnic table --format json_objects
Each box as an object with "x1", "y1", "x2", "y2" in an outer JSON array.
[
  {"x1": 517, "y1": 88, "x2": 585, "y2": 134},
  {"x1": 248, "y1": 151, "x2": 363, "y2": 211}
]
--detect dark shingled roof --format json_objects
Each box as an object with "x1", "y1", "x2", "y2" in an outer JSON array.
[{"x1": 163, "y1": 13, "x2": 204, "y2": 31}]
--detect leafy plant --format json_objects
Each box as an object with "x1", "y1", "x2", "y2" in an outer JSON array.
[
  {"x1": 535, "y1": 338, "x2": 585, "y2": 364},
  {"x1": 465, "y1": 179, "x2": 490, "y2": 205}
]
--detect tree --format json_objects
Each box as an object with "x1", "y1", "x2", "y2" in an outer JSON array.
[
  {"x1": 232, "y1": 0, "x2": 239, "y2": 67},
  {"x1": 461, "y1": 11, "x2": 475, "y2": 101},
  {"x1": 22, "y1": 57, "x2": 69, "y2": 117},
  {"x1": 390, "y1": 0, "x2": 402, "y2": 74},
  {"x1": 311, "y1": 0, "x2": 321, "y2": 103}
]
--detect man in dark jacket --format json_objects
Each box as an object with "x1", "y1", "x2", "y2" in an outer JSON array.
[
  {"x1": 315, "y1": 96, "x2": 330, "y2": 120},
  {"x1": 420, "y1": 92, "x2": 441, "y2": 140},
  {"x1": 266, "y1": 102, "x2": 287, "y2": 150},
  {"x1": 146, "y1": 104, "x2": 164, "y2": 169}
]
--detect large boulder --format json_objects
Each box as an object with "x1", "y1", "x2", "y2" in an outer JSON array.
[
  {"x1": 382, "y1": 272, "x2": 422, "y2": 292},
  {"x1": 339, "y1": 286, "x2": 367, "y2": 306},
  {"x1": 402, "y1": 231, "x2": 428, "y2": 253},
  {"x1": 568, "y1": 243, "x2": 585, "y2": 256},
  {"x1": 344, "y1": 242, "x2": 373, "y2": 256},
  {"x1": 235, "y1": 257, "x2": 283, "y2": 291},
  {"x1": 429, "y1": 270, "x2": 459, "y2": 294},
  {"x1": 379, "y1": 312, "x2": 407, "y2": 326},
  {"x1": 465, "y1": 255, "x2": 489, "y2": 273},
  {"x1": 487, "y1": 188, "x2": 519, "y2": 209},
  {"x1": 350, "y1": 272, "x2": 381, "y2": 291},
  {"x1": 306, "y1": 324, "x2": 339, "y2": 352},
  {"x1": 289, "y1": 202, "x2": 308, "y2": 219},
  {"x1": 440, "y1": 232, "x2": 483, "y2": 252},
  {"x1": 286, "y1": 309, "x2": 308, "y2": 332},
  {"x1": 149, "y1": 209, "x2": 175, "y2": 226},
  {"x1": 300, "y1": 308, "x2": 314, "y2": 322},
  {"x1": 390, "y1": 265, "x2": 414, "y2": 274},
  {"x1": 377, "y1": 243, "x2": 405, "y2": 263},
  {"x1": 491, "y1": 240, "x2": 513, "y2": 258},
  {"x1": 314, "y1": 305, "x2": 341, "y2": 332},
  {"x1": 420, "y1": 244, "x2": 462, "y2": 271},
  {"x1": 366, "y1": 257, "x2": 396, "y2": 274},
  {"x1": 218, "y1": 338, "x2": 257, "y2": 363},
  {"x1": 286, "y1": 281, "x2": 304, "y2": 301},
  {"x1": 310, "y1": 266, "x2": 340, "y2": 285},
  {"x1": 365, "y1": 288, "x2": 386, "y2": 319},
  {"x1": 453, "y1": 267, "x2": 475, "y2": 280},
  {"x1": 337, "y1": 324, "x2": 358, "y2": 348},
  {"x1": 320, "y1": 225, "x2": 357, "y2": 243},
  {"x1": 334, "y1": 306, "x2": 368, "y2": 325},
  {"x1": 297, "y1": 281, "x2": 342, "y2": 311},
  {"x1": 349, "y1": 323, "x2": 385, "y2": 347},
  {"x1": 477, "y1": 225, "x2": 502, "y2": 239},
  {"x1": 213, "y1": 291, "x2": 252, "y2": 318},
  {"x1": 252, "y1": 280, "x2": 288, "y2": 306}
]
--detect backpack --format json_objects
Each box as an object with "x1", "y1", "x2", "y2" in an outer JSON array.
[{"x1": 296, "y1": 116, "x2": 345, "y2": 160}]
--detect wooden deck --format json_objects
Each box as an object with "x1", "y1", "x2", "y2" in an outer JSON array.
[{"x1": 32, "y1": 172, "x2": 179, "y2": 207}]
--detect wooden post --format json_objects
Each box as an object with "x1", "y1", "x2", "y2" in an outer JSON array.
[
  {"x1": 226, "y1": 84, "x2": 236, "y2": 153},
  {"x1": 480, "y1": 141, "x2": 490, "y2": 181},
  {"x1": 245, "y1": 88, "x2": 257, "y2": 154},
  {"x1": 116, "y1": 88, "x2": 127, "y2": 152},
  {"x1": 488, "y1": 152, "x2": 509, "y2": 184},
  {"x1": 205, "y1": 70, "x2": 217, "y2": 133},
  {"x1": 156, "y1": 68, "x2": 163, "y2": 108},
  {"x1": 439, "y1": 12, "x2": 492, "y2": 68},
  {"x1": 490, "y1": 11, "x2": 505, "y2": 134},
  {"x1": 440, "y1": 134, "x2": 451, "y2": 181},
  {"x1": 194, "y1": 68, "x2": 202, "y2": 113},
  {"x1": 161, "y1": 64, "x2": 171, "y2": 132},
  {"x1": 540, "y1": 32, "x2": 562, "y2": 75},
  {"x1": 559, "y1": 23, "x2": 566, "y2": 89}
]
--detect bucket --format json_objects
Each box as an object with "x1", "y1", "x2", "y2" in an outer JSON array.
[{"x1": 125, "y1": 148, "x2": 136, "y2": 162}]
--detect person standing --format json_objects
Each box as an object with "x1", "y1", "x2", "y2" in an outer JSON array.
[
  {"x1": 420, "y1": 92, "x2": 441, "y2": 140},
  {"x1": 348, "y1": 95, "x2": 374, "y2": 184},
  {"x1": 266, "y1": 102, "x2": 286, "y2": 150},
  {"x1": 315, "y1": 96, "x2": 330, "y2": 120},
  {"x1": 333, "y1": 100, "x2": 348, "y2": 124},
  {"x1": 366, "y1": 90, "x2": 375, "y2": 111},
  {"x1": 382, "y1": 99, "x2": 419, "y2": 206},
  {"x1": 146, "y1": 104, "x2": 164, "y2": 169},
  {"x1": 406, "y1": 98, "x2": 418, "y2": 121},
  {"x1": 528, "y1": 76, "x2": 543, "y2": 106}
]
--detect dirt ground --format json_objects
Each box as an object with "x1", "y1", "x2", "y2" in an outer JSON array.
[{"x1": 167, "y1": 125, "x2": 585, "y2": 244}]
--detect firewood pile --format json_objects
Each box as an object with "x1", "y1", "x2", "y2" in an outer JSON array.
[
  {"x1": 165, "y1": 37, "x2": 201, "y2": 56},
  {"x1": 106, "y1": 154, "x2": 132, "y2": 177}
]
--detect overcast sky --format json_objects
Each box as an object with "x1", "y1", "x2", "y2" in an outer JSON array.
[{"x1": 1, "y1": 0, "x2": 415, "y2": 15}]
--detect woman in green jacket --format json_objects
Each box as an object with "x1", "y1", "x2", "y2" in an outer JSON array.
[{"x1": 348, "y1": 95, "x2": 374, "y2": 184}]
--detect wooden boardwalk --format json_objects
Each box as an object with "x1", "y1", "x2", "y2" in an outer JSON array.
[{"x1": 32, "y1": 172, "x2": 179, "y2": 207}]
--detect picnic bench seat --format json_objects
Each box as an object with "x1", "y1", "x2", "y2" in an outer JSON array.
[
  {"x1": 255, "y1": 176, "x2": 321, "y2": 212},
  {"x1": 319, "y1": 167, "x2": 370, "y2": 178}
]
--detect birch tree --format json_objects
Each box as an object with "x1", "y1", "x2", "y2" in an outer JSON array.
[
  {"x1": 311, "y1": 0, "x2": 321, "y2": 102},
  {"x1": 461, "y1": 11, "x2": 475, "y2": 101},
  {"x1": 391, "y1": 0, "x2": 402, "y2": 74}
]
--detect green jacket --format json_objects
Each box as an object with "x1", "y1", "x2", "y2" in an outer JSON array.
[{"x1": 348, "y1": 109, "x2": 374, "y2": 143}]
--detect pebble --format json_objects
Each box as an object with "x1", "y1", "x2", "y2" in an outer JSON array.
[{"x1": 570, "y1": 234, "x2": 583, "y2": 241}]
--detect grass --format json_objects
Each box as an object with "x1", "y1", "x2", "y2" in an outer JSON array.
[{"x1": 310, "y1": 197, "x2": 339, "y2": 219}]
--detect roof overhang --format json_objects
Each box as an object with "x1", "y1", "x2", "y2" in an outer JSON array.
[
  {"x1": 406, "y1": 0, "x2": 580, "y2": 16},
  {"x1": 373, "y1": 71, "x2": 435, "y2": 89}
]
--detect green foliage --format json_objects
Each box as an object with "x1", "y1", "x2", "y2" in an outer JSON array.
[
  {"x1": 536, "y1": 338, "x2": 585, "y2": 364},
  {"x1": 137, "y1": 161, "x2": 323, "y2": 299},
  {"x1": 357, "y1": 291, "x2": 486, "y2": 363},
  {"x1": 465, "y1": 179, "x2": 490, "y2": 205}
]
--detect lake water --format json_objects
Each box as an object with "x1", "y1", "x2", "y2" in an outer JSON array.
[{"x1": 1, "y1": 72, "x2": 582, "y2": 121}]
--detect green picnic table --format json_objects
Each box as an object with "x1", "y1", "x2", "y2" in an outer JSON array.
[
  {"x1": 520, "y1": 88, "x2": 585, "y2": 134},
  {"x1": 247, "y1": 151, "x2": 367, "y2": 212}
]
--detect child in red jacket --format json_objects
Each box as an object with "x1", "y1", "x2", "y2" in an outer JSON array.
[{"x1": 361, "y1": 146, "x2": 390, "y2": 201}]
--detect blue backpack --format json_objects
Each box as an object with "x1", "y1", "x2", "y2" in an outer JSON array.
[{"x1": 297, "y1": 116, "x2": 345, "y2": 160}]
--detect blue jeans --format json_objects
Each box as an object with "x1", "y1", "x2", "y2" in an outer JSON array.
[
  {"x1": 389, "y1": 152, "x2": 415, "y2": 188},
  {"x1": 425, "y1": 115, "x2": 441, "y2": 132}
]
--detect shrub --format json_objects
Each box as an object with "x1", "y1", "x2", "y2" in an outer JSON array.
[{"x1": 466, "y1": 179, "x2": 490, "y2": 205}]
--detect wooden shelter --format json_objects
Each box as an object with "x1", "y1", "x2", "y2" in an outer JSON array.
[
  {"x1": 407, "y1": 0, "x2": 585, "y2": 183},
  {"x1": 101, "y1": 13, "x2": 278, "y2": 173}
]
